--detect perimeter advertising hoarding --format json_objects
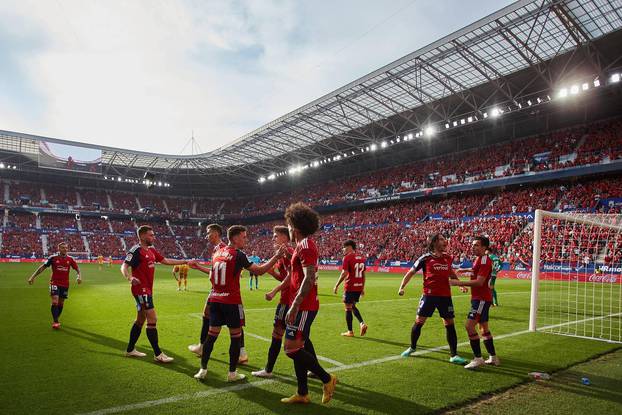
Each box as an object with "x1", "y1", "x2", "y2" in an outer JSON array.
[{"x1": 38, "y1": 141, "x2": 102, "y2": 174}]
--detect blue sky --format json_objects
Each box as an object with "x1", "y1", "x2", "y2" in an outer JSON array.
[{"x1": 0, "y1": 0, "x2": 514, "y2": 154}]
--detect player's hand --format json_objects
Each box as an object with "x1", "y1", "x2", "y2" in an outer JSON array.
[
  {"x1": 27, "y1": 277, "x2": 35, "y2": 285},
  {"x1": 265, "y1": 291, "x2": 275, "y2": 301},
  {"x1": 459, "y1": 286, "x2": 468, "y2": 293},
  {"x1": 333, "y1": 286, "x2": 338, "y2": 294},
  {"x1": 188, "y1": 260, "x2": 199, "y2": 269},
  {"x1": 398, "y1": 288, "x2": 405, "y2": 296},
  {"x1": 285, "y1": 304, "x2": 298, "y2": 325},
  {"x1": 76, "y1": 276, "x2": 82, "y2": 285},
  {"x1": 361, "y1": 290, "x2": 365, "y2": 297},
  {"x1": 449, "y1": 279, "x2": 460, "y2": 286},
  {"x1": 129, "y1": 277, "x2": 141, "y2": 285}
]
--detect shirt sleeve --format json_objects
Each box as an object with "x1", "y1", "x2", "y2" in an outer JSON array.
[
  {"x1": 299, "y1": 246, "x2": 319, "y2": 268},
  {"x1": 43, "y1": 256, "x2": 53, "y2": 268},
  {"x1": 476, "y1": 256, "x2": 492, "y2": 277},
  {"x1": 341, "y1": 255, "x2": 350, "y2": 271},
  {"x1": 152, "y1": 248, "x2": 165, "y2": 263},
  {"x1": 411, "y1": 255, "x2": 425, "y2": 272},
  {"x1": 124, "y1": 248, "x2": 140, "y2": 267},
  {"x1": 70, "y1": 257, "x2": 79, "y2": 271},
  {"x1": 237, "y1": 250, "x2": 253, "y2": 270}
]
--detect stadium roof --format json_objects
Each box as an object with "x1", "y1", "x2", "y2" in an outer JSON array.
[{"x1": 1, "y1": 0, "x2": 622, "y2": 184}]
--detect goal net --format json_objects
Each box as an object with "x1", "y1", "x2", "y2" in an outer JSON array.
[{"x1": 529, "y1": 209, "x2": 622, "y2": 343}]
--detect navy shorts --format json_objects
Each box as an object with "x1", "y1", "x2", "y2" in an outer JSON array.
[
  {"x1": 210, "y1": 302, "x2": 245, "y2": 328},
  {"x1": 274, "y1": 303, "x2": 289, "y2": 329},
  {"x1": 49, "y1": 285, "x2": 69, "y2": 299},
  {"x1": 285, "y1": 310, "x2": 317, "y2": 341},
  {"x1": 468, "y1": 299, "x2": 492, "y2": 323},
  {"x1": 417, "y1": 295, "x2": 455, "y2": 319},
  {"x1": 134, "y1": 294, "x2": 154, "y2": 311},
  {"x1": 343, "y1": 291, "x2": 362, "y2": 304}
]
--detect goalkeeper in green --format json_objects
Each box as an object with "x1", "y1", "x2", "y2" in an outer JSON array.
[{"x1": 486, "y1": 246, "x2": 502, "y2": 306}]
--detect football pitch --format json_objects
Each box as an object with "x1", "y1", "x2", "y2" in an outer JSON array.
[{"x1": 1, "y1": 263, "x2": 620, "y2": 414}]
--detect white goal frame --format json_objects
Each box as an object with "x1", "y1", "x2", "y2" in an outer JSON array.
[{"x1": 529, "y1": 209, "x2": 622, "y2": 343}]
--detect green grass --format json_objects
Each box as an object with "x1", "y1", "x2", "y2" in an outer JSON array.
[
  {"x1": 0, "y1": 263, "x2": 620, "y2": 414},
  {"x1": 449, "y1": 349, "x2": 622, "y2": 415}
]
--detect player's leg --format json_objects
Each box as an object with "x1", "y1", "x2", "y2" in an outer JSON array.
[
  {"x1": 402, "y1": 296, "x2": 432, "y2": 357},
  {"x1": 464, "y1": 300, "x2": 486, "y2": 369},
  {"x1": 491, "y1": 277, "x2": 498, "y2": 306},
  {"x1": 255, "y1": 274, "x2": 258, "y2": 289},
  {"x1": 238, "y1": 305, "x2": 248, "y2": 364},
  {"x1": 439, "y1": 297, "x2": 466, "y2": 364},
  {"x1": 480, "y1": 315, "x2": 500, "y2": 365},
  {"x1": 57, "y1": 298, "x2": 65, "y2": 321},
  {"x1": 126, "y1": 307, "x2": 146, "y2": 357},
  {"x1": 254, "y1": 304, "x2": 287, "y2": 378},
  {"x1": 351, "y1": 293, "x2": 367, "y2": 336},
  {"x1": 249, "y1": 273, "x2": 253, "y2": 290},
  {"x1": 283, "y1": 311, "x2": 336, "y2": 404},
  {"x1": 145, "y1": 308, "x2": 172, "y2": 362},
  {"x1": 342, "y1": 301, "x2": 355, "y2": 336},
  {"x1": 189, "y1": 299, "x2": 210, "y2": 355},
  {"x1": 183, "y1": 275, "x2": 188, "y2": 291},
  {"x1": 195, "y1": 323, "x2": 222, "y2": 378},
  {"x1": 50, "y1": 292, "x2": 61, "y2": 327},
  {"x1": 227, "y1": 326, "x2": 245, "y2": 381}
]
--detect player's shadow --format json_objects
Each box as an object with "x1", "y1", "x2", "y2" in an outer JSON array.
[
  {"x1": 350, "y1": 335, "x2": 407, "y2": 348},
  {"x1": 60, "y1": 325, "x2": 198, "y2": 376}
]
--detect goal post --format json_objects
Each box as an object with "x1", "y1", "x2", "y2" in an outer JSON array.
[{"x1": 529, "y1": 209, "x2": 622, "y2": 343}]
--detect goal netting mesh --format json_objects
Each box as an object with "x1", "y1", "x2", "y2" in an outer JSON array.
[{"x1": 529, "y1": 210, "x2": 622, "y2": 343}]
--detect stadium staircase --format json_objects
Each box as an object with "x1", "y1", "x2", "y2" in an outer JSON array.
[
  {"x1": 176, "y1": 240, "x2": 188, "y2": 258},
  {"x1": 106, "y1": 193, "x2": 114, "y2": 210},
  {"x1": 40, "y1": 187, "x2": 46, "y2": 203},
  {"x1": 3, "y1": 182, "x2": 8, "y2": 203},
  {"x1": 162, "y1": 199, "x2": 169, "y2": 214},
  {"x1": 119, "y1": 237, "x2": 127, "y2": 251},
  {"x1": 192, "y1": 201, "x2": 197, "y2": 215},
  {"x1": 3, "y1": 209, "x2": 7, "y2": 227},
  {"x1": 135, "y1": 196, "x2": 142, "y2": 210},
  {"x1": 41, "y1": 234, "x2": 48, "y2": 257},
  {"x1": 82, "y1": 236, "x2": 91, "y2": 257},
  {"x1": 75, "y1": 191, "x2": 83, "y2": 208}
]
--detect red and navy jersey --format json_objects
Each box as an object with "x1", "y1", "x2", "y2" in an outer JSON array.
[
  {"x1": 124, "y1": 245, "x2": 164, "y2": 296},
  {"x1": 342, "y1": 252, "x2": 366, "y2": 292},
  {"x1": 471, "y1": 254, "x2": 493, "y2": 302},
  {"x1": 208, "y1": 245, "x2": 252, "y2": 305},
  {"x1": 44, "y1": 254, "x2": 78, "y2": 288},
  {"x1": 289, "y1": 238, "x2": 319, "y2": 311},
  {"x1": 412, "y1": 253, "x2": 453, "y2": 297},
  {"x1": 275, "y1": 246, "x2": 295, "y2": 305}
]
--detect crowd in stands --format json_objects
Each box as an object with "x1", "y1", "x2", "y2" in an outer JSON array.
[
  {"x1": 40, "y1": 214, "x2": 76, "y2": 230},
  {"x1": 87, "y1": 234, "x2": 125, "y2": 258}
]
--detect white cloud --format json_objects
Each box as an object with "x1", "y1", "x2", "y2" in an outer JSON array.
[{"x1": 0, "y1": 0, "x2": 513, "y2": 154}]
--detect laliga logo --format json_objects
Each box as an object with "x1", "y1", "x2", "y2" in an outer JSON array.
[{"x1": 588, "y1": 274, "x2": 618, "y2": 283}]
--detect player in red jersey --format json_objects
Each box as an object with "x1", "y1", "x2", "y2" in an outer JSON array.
[
  {"x1": 334, "y1": 239, "x2": 368, "y2": 337},
  {"x1": 28, "y1": 242, "x2": 82, "y2": 329},
  {"x1": 252, "y1": 225, "x2": 295, "y2": 378},
  {"x1": 281, "y1": 202, "x2": 337, "y2": 405},
  {"x1": 190, "y1": 225, "x2": 285, "y2": 382},
  {"x1": 188, "y1": 223, "x2": 229, "y2": 357},
  {"x1": 122, "y1": 225, "x2": 189, "y2": 363},
  {"x1": 397, "y1": 234, "x2": 469, "y2": 364},
  {"x1": 450, "y1": 236, "x2": 500, "y2": 369}
]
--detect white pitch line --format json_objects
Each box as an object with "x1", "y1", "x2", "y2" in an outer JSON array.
[
  {"x1": 187, "y1": 291, "x2": 531, "y2": 318},
  {"x1": 242, "y1": 331, "x2": 346, "y2": 367}
]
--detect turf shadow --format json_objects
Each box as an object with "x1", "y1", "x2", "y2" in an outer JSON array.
[{"x1": 349, "y1": 335, "x2": 408, "y2": 348}]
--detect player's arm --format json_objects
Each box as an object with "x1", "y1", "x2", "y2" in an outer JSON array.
[
  {"x1": 247, "y1": 249, "x2": 283, "y2": 276},
  {"x1": 27, "y1": 263, "x2": 49, "y2": 284},
  {"x1": 450, "y1": 274, "x2": 486, "y2": 287},
  {"x1": 398, "y1": 268, "x2": 416, "y2": 295},
  {"x1": 448, "y1": 267, "x2": 468, "y2": 293},
  {"x1": 160, "y1": 258, "x2": 188, "y2": 266},
  {"x1": 71, "y1": 260, "x2": 82, "y2": 284},
  {"x1": 120, "y1": 262, "x2": 141, "y2": 286},
  {"x1": 266, "y1": 272, "x2": 290, "y2": 301},
  {"x1": 172, "y1": 268, "x2": 179, "y2": 281},
  {"x1": 334, "y1": 270, "x2": 347, "y2": 294},
  {"x1": 286, "y1": 265, "x2": 316, "y2": 324}
]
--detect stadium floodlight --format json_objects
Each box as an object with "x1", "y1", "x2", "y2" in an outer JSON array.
[
  {"x1": 594, "y1": 78, "x2": 601, "y2": 87},
  {"x1": 490, "y1": 108, "x2": 501, "y2": 117},
  {"x1": 558, "y1": 88, "x2": 568, "y2": 98},
  {"x1": 396, "y1": 137, "x2": 400, "y2": 143},
  {"x1": 425, "y1": 126, "x2": 436, "y2": 137},
  {"x1": 267, "y1": 173, "x2": 276, "y2": 180},
  {"x1": 370, "y1": 144, "x2": 378, "y2": 151},
  {"x1": 407, "y1": 133, "x2": 413, "y2": 140},
  {"x1": 445, "y1": 123, "x2": 450, "y2": 129},
  {"x1": 381, "y1": 141, "x2": 388, "y2": 148},
  {"x1": 611, "y1": 73, "x2": 620, "y2": 83},
  {"x1": 311, "y1": 161, "x2": 320, "y2": 168},
  {"x1": 390, "y1": 140, "x2": 394, "y2": 144},
  {"x1": 460, "y1": 119, "x2": 465, "y2": 125},
  {"x1": 467, "y1": 116, "x2": 473, "y2": 123},
  {"x1": 582, "y1": 83, "x2": 589, "y2": 91},
  {"x1": 537, "y1": 97, "x2": 542, "y2": 104},
  {"x1": 453, "y1": 121, "x2": 458, "y2": 127},
  {"x1": 527, "y1": 100, "x2": 532, "y2": 106},
  {"x1": 570, "y1": 84, "x2": 579, "y2": 95},
  {"x1": 0, "y1": 163, "x2": 4, "y2": 169},
  {"x1": 258, "y1": 177, "x2": 266, "y2": 183}
]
